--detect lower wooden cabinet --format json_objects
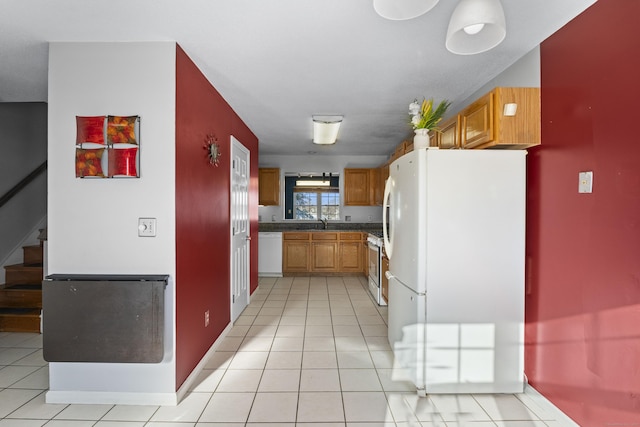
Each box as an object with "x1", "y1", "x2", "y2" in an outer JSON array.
[
  {"x1": 311, "y1": 232, "x2": 339, "y2": 272},
  {"x1": 381, "y1": 255, "x2": 389, "y2": 304},
  {"x1": 283, "y1": 232, "x2": 311, "y2": 272},
  {"x1": 283, "y1": 241, "x2": 310, "y2": 272},
  {"x1": 339, "y1": 232, "x2": 364, "y2": 273},
  {"x1": 283, "y1": 231, "x2": 366, "y2": 275}
]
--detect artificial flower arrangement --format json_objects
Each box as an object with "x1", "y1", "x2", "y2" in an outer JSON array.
[{"x1": 409, "y1": 98, "x2": 451, "y2": 130}]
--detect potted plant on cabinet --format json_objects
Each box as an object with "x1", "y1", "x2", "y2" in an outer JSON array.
[{"x1": 409, "y1": 98, "x2": 451, "y2": 149}]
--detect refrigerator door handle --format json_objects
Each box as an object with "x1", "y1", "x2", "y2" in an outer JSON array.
[{"x1": 383, "y1": 176, "x2": 394, "y2": 259}]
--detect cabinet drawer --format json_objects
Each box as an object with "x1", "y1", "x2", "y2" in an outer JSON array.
[
  {"x1": 340, "y1": 232, "x2": 362, "y2": 241},
  {"x1": 284, "y1": 232, "x2": 310, "y2": 241},
  {"x1": 312, "y1": 232, "x2": 338, "y2": 241}
]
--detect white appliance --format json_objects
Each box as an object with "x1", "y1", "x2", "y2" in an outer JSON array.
[
  {"x1": 367, "y1": 232, "x2": 387, "y2": 306},
  {"x1": 383, "y1": 148, "x2": 526, "y2": 395},
  {"x1": 258, "y1": 232, "x2": 283, "y2": 277}
]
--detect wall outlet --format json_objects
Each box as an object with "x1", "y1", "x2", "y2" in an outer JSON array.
[
  {"x1": 578, "y1": 171, "x2": 593, "y2": 193},
  {"x1": 204, "y1": 310, "x2": 210, "y2": 327}
]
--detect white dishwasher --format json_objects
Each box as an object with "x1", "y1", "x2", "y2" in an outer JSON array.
[{"x1": 258, "y1": 232, "x2": 283, "y2": 277}]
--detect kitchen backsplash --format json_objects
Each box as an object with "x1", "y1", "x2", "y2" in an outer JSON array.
[{"x1": 259, "y1": 221, "x2": 383, "y2": 232}]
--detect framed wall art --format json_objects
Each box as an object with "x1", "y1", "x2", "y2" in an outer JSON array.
[{"x1": 75, "y1": 115, "x2": 140, "y2": 178}]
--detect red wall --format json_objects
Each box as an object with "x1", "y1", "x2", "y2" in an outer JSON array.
[
  {"x1": 175, "y1": 45, "x2": 259, "y2": 388},
  {"x1": 526, "y1": 1, "x2": 640, "y2": 424}
]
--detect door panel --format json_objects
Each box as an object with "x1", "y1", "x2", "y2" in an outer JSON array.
[{"x1": 231, "y1": 137, "x2": 250, "y2": 322}]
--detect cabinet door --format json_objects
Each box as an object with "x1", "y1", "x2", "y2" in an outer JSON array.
[
  {"x1": 380, "y1": 163, "x2": 389, "y2": 195},
  {"x1": 381, "y1": 256, "x2": 389, "y2": 304},
  {"x1": 259, "y1": 168, "x2": 280, "y2": 206},
  {"x1": 339, "y1": 241, "x2": 362, "y2": 272},
  {"x1": 460, "y1": 92, "x2": 494, "y2": 149},
  {"x1": 283, "y1": 241, "x2": 310, "y2": 272},
  {"x1": 370, "y1": 168, "x2": 382, "y2": 206},
  {"x1": 491, "y1": 87, "x2": 541, "y2": 149},
  {"x1": 311, "y1": 242, "x2": 338, "y2": 272},
  {"x1": 339, "y1": 234, "x2": 363, "y2": 272},
  {"x1": 344, "y1": 169, "x2": 370, "y2": 206},
  {"x1": 438, "y1": 116, "x2": 460, "y2": 149}
]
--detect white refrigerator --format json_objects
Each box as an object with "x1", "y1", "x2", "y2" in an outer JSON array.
[{"x1": 383, "y1": 148, "x2": 526, "y2": 395}]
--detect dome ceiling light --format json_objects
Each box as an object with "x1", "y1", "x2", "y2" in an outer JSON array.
[
  {"x1": 312, "y1": 115, "x2": 343, "y2": 145},
  {"x1": 446, "y1": 0, "x2": 506, "y2": 55},
  {"x1": 373, "y1": 0, "x2": 439, "y2": 21}
]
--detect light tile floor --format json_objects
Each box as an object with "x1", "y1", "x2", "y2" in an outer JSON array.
[{"x1": 0, "y1": 275, "x2": 569, "y2": 426}]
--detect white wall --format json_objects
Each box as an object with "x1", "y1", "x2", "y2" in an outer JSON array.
[
  {"x1": 259, "y1": 154, "x2": 388, "y2": 223},
  {"x1": 47, "y1": 42, "x2": 178, "y2": 404}
]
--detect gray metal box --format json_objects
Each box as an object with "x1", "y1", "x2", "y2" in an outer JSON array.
[{"x1": 43, "y1": 274, "x2": 168, "y2": 363}]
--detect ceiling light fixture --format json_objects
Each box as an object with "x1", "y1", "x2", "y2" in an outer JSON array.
[
  {"x1": 312, "y1": 115, "x2": 343, "y2": 145},
  {"x1": 446, "y1": 0, "x2": 506, "y2": 55},
  {"x1": 373, "y1": 0, "x2": 440, "y2": 20},
  {"x1": 296, "y1": 180, "x2": 330, "y2": 187}
]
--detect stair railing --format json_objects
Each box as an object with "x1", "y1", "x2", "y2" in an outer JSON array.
[{"x1": 0, "y1": 161, "x2": 47, "y2": 210}]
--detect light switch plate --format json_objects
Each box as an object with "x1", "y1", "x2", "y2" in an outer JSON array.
[
  {"x1": 138, "y1": 218, "x2": 157, "y2": 237},
  {"x1": 578, "y1": 171, "x2": 593, "y2": 193}
]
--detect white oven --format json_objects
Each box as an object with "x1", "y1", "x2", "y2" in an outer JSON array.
[{"x1": 367, "y1": 233, "x2": 386, "y2": 306}]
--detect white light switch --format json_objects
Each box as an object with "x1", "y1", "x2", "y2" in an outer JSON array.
[
  {"x1": 578, "y1": 171, "x2": 593, "y2": 193},
  {"x1": 138, "y1": 218, "x2": 157, "y2": 237}
]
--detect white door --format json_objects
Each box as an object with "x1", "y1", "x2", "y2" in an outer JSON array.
[{"x1": 230, "y1": 136, "x2": 250, "y2": 322}]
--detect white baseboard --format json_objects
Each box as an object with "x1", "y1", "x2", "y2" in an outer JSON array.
[
  {"x1": 46, "y1": 390, "x2": 179, "y2": 406},
  {"x1": 521, "y1": 384, "x2": 580, "y2": 427},
  {"x1": 46, "y1": 322, "x2": 233, "y2": 407}
]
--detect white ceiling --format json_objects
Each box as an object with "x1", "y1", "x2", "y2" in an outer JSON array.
[{"x1": 0, "y1": 0, "x2": 596, "y2": 156}]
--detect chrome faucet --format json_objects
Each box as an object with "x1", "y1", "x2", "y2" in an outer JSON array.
[{"x1": 319, "y1": 217, "x2": 328, "y2": 229}]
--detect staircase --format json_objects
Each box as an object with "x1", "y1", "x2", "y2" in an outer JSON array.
[{"x1": 0, "y1": 240, "x2": 43, "y2": 333}]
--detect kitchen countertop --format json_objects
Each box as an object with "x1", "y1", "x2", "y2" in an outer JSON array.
[{"x1": 259, "y1": 222, "x2": 382, "y2": 234}]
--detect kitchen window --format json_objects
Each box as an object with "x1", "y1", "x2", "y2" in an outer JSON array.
[
  {"x1": 284, "y1": 175, "x2": 340, "y2": 220},
  {"x1": 293, "y1": 190, "x2": 340, "y2": 220}
]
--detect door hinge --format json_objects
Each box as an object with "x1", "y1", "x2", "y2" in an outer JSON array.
[{"x1": 232, "y1": 294, "x2": 235, "y2": 303}]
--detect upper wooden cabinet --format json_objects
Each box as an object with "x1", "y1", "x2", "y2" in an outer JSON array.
[
  {"x1": 370, "y1": 168, "x2": 382, "y2": 206},
  {"x1": 460, "y1": 87, "x2": 540, "y2": 149},
  {"x1": 437, "y1": 115, "x2": 461, "y2": 149},
  {"x1": 389, "y1": 140, "x2": 412, "y2": 163},
  {"x1": 344, "y1": 168, "x2": 371, "y2": 206},
  {"x1": 259, "y1": 168, "x2": 280, "y2": 206},
  {"x1": 344, "y1": 168, "x2": 384, "y2": 206}
]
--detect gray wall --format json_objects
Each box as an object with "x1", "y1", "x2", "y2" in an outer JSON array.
[{"x1": 0, "y1": 102, "x2": 48, "y2": 270}]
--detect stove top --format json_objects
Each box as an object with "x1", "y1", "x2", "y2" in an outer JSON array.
[{"x1": 367, "y1": 232, "x2": 383, "y2": 247}]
